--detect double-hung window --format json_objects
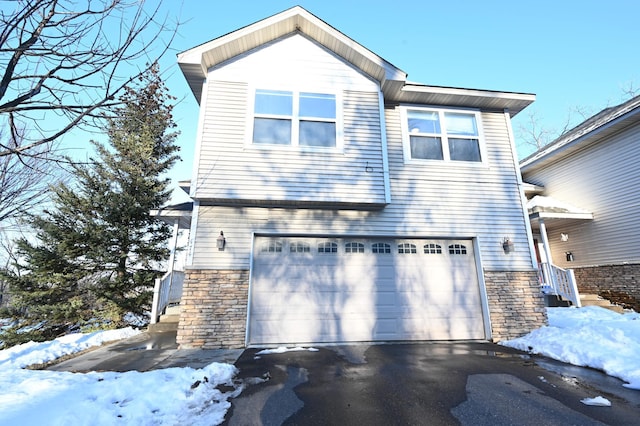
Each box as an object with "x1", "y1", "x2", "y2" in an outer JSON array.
[
  {"x1": 252, "y1": 89, "x2": 337, "y2": 148},
  {"x1": 403, "y1": 107, "x2": 483, "y2": 163}
]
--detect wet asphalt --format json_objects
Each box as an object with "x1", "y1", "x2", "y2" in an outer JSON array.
[{"x1": 48, "y1": 331, "x2": 640, "y2": 425}]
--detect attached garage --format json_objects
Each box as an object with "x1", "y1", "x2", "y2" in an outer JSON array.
[{"x1": 248, "y1": 236, "x2": 488, "y2": 346}]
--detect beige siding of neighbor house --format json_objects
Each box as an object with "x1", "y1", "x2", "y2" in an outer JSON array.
[
  {"x1": 189, "y1": 108, "x2": 535, "y2": 272},
  {"x1": 191, "y1": 34, "x2": 386, "y2": 206},
  {"x1": 523, "y1": 124, "x2": 640, "y2": 268}
]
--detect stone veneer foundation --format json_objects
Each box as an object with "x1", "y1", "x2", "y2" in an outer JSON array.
[
  {"x1": 177, "y1": 269, "x2": 249, "y2": 349},
  {"x1": 573, "y1": 263, "x2": 640, "y2": 301},
  {"x1": 177, "y1": 269, "x2": 547, "y2": 348},
  {"x1": 482, "y1": 270, "x2": 547, "y2": 342}
]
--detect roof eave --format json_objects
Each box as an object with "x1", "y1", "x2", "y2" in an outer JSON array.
[
  {"x1": 521, "y1": 95, "x2": 640, "y2": 172},
  {"x1": 177, "y1": 6, "x2": 407, "y2": 103},
  {"x1": 387, "y1": 84, "x2": 535, "y2": 116}
]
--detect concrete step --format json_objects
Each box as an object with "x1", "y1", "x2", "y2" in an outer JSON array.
[
  {"x1": 159, "y1": 314, "x2": 180, "y2": 323},
  {"x1": 164, "y1": 305, "x2": 182, "y2": 316},
  {"x1": 579, "y1": 294, "x2": 625, "y2": 313},
  {"x1": 148, "y1": 321, "x2": 178, "y2": 332}
]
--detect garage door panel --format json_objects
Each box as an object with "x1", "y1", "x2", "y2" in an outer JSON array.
[{"x1": 249, "y1": 237, "x2": 485, "y2": 345}]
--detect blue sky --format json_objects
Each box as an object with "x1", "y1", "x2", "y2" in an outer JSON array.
[{"x1": 64, "y1": 1, "x2": 640, "y2": 199}]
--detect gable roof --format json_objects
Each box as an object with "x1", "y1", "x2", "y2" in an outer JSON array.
[
  {"x1": 177, "y1": 6, "x2": 534, "y2": 116},
  {"x1": 520, "y1": 94, "x2": 640, "y2": 171}
]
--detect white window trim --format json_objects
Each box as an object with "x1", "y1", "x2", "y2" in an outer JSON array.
[
  {"x1": 246, "y1": 86, "x2": 344, "y2": 153},
  {"x1": 400, "y1": 105, "x2": 487, "y2": 166}
]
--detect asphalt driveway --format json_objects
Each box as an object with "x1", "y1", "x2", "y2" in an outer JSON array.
[
  {"x1": 47, "y1": 332, "x2": 640, "y2": 425},
  {"x1": 225, "y1": 342, "x2": 640, "y2": 426}
]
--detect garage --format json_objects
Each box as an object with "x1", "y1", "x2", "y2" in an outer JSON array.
[{"x1": 248, "y1": 236, "x2": 487, "y2": 345}]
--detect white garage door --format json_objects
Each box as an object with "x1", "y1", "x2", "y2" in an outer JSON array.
[{"x1": 248, "y1": 237, "x2": 486, "y2": 345}]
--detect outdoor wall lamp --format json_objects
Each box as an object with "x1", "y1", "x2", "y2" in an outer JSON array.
[
  {"x1": 502, "y1": 237, "x2": 514, "y2": 254},
  {"x1": 217, "y1": 231, "x2": 226, "y2": 251},
  {"x1": 566, "y1": 251, "x2": 574, "y2": 262}
]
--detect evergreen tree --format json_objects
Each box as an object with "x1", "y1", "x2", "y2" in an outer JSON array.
[{"x1": 3, "y1": 63, "x2": 180, "y2": 340}]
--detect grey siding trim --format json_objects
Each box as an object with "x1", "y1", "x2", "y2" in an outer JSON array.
[{"x1": 524, "y1": 124, "x2": 640, "y2": 268}]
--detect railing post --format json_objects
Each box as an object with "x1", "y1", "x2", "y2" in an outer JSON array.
[
  {"x1": 568, "y1": 269, "x2": 581, "y2": 307},
  {"x1": 150, "y1": 277, "x2": 162, "y2": 324}
]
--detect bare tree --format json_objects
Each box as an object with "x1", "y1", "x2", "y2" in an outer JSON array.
[
  {"x1": 517, "y1": 106, "x2": 594, "y2": 155},
  {"x1": 0, "y1": 0, "x2": 177, "y2": 157},
  {"x1": 0, "y1": 128, "x2": 60, "y2": 227}
]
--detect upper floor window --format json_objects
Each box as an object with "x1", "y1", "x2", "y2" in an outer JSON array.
[
  {"x1": 402, "y1": 107, "x2": 483, "y2": 163},
  {"x1": 252, "y1": 89, "x2": 338, "y2": 148}
]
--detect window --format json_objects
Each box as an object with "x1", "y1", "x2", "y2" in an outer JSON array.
[
  {"x1": 261, "y1": 240, "x2": 283, "y2": 253},
  {"x1": 403, "y1": 108, "x2": 482, "y2": 162},
  {"x1": 372, "y1": 243, "x2": 391, "y2": 254},
  {"x1": 424, "y1": 243, "x2": 442, "y2": 254},
  {"x1": 318, "y1": 242, "x2": 338, "y2": 253},
  {"x1": 290, "y1": 242, "x2": 311, "y2": 253},
  {"x1": 448, "y1": 244, "x2": 467, "y2": 255},
  {"x1": 398, "y1": 243, "x2": 417, "y2": 254},
  {"x1": 252, "y1": 89, "x2": 337, "y2": 148},
  {"x1": 345, "y1": 242, "x2": 365, "y2": 253}
]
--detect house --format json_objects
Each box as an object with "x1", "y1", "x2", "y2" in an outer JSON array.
[
  {"x1": 520, "y1": 94, "x2": 640, "y2": 309},
  {"x1": 164, "y1": 6, "x2": 545, "y2": 349}
]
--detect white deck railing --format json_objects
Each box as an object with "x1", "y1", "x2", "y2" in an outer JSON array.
[
  {"x1": 539, "y1": 262, "x2": 581, "y2": 307},
  {"x1": 150, "y1": 271, "x2": 185, "y2": 324}
]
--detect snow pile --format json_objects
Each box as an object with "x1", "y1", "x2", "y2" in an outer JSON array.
[
  {"x1": 502, "y1": 306, "x2": 640, "y2": 389},
  {"x1": 0, "y1": 328, "x2": 241, "y2": 425},
  {"x1": 0, "y1": 327, "x2": 141, "y2": 369}
]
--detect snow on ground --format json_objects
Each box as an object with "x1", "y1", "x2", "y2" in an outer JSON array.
[
  {"x1": 502, "y1": 306, "x2": 640, "y2": 390},
  {"x1": 0, "y1": 328, "x2": 241, "y2": 426},
  {"x1": 0, "y1": 305, "x2": 638, "y2": 425}
]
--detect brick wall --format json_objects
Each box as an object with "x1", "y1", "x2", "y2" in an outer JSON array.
[
  {"x1": 573, "y1": 263, "x2": 640, "y2": 300},
  {"x1": 176, "y1": 269, "x2": 249, "y2": 349},
  {"x1": 483, "y1": 270, "x2": 547, "y2": 342}
]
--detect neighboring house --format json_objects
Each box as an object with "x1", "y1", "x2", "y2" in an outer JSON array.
[
  {"x1": 166, "y1": 6, "x2": 545, "y2": 349},
  {"x1": 521, "y1": 94, "x2": 640, "y2": 307}
]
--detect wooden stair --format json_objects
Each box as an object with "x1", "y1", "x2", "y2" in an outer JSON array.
[{"x1": 579, "y1": 294, "x2": 624, "y2": 313}]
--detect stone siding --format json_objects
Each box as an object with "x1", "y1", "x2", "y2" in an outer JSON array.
[
  {"x1": 176, "y1": 269, "x2": 249, "y2": 349},
  {"x1": 483, "y1": 270, "x2": 547, "y2": 342},
  {"x1": 176, "y1": 268, "x2": 547, "y2": 348},
  {"x1": 573, "y1": 263, "x2": 640, "y2": 300}
]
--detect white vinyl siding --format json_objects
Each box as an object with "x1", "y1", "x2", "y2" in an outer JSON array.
[
  {"x1": 193, "y1": 34, "x2": 387, "y2": 206},
  {"x1": 524, "y1": 124, "x2": 640, "y2": 268},
  {"x1": 188, "y1": 36, "x2": 533, "y2": 272}
]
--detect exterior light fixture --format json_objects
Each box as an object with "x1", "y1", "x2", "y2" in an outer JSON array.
[
  {"x1": 561, "y1": 233, "x2": 569, "y2": 242},
  {"x1": 502, "y1": 237, "x2": 514, "y2": 254},
  {"x1": 566, "y1": 251, "x2": 574, "y2": 262},
  {"x1": 217, "y1": 231, "x2": 226, "y2": 251}
]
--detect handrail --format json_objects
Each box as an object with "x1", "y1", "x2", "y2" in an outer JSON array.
[{"x1": 539, "y1": 262, "x2": 581, "y2": 307}]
